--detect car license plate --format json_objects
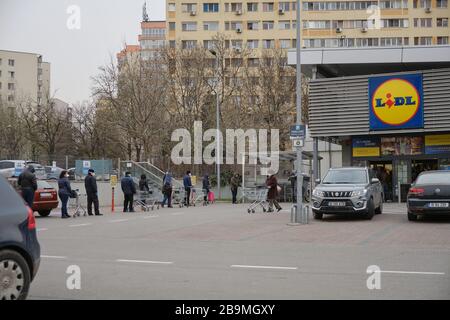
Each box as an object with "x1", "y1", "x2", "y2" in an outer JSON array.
[
  {"x1": 428, "y1": 202, "x2": 449, "y2": 208},
  {"x1": 328, "y1": 201, "x2": 346, "y2": 207},
  {"x1": 40, "y1": 192, "x2": 53, "y2": 198}
]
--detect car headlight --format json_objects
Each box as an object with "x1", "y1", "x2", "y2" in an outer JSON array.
[
  {"x1": 313, "y1": 189, "x2": 324, "y2": 197},
  {"x1": 351, "y1": 189, "x2": 368, "y2": 197}
]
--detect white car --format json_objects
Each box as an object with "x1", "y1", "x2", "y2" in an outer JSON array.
[{"x1": 0, "y1": 160, "x2": 47, "y2": 180}]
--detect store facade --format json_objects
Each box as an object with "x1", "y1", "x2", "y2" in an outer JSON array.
[{"x1": 308, "y1": 68, "x2": 450, "y2": 202}]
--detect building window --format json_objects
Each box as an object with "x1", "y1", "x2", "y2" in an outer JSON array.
[
  {"x1": 414, "y1": 37, "x2": 432, "y2": 45},
  {"x1": 247, "y1": 21, "x2": 259, "y2": 30},
  {"x1": 247, "y1": 58, "x2": 259, "y2": 67},
  {"x1": 182, "y1": 40, "x2": 197, "y2": 49},
  {"x1": 225, "y1": 21, "x2": 243, "y2": 31},
  {"x1": 169, "y1": 22, "x2": 176, "y2": 31},
  {"x1": 8, "y1": 95, "x2": 14, "y2": 102},
  {"x1": 437, "y1": 0, "x2": 448, "y2": 8},
  {"x1": 279, "y1": 2, "x2": 290, "y2": 11},
  {"x1": 203, "y1": 21, "x2": 219, "y2": 31},
  {"x1": 8, "y1": 83, "x2": 14, "y2": 90},
  {"x1": 8, "y1": 71, "x2": 14, "y2": 78},
  {"x1": 181, "y1": 3, "x2": 197, "y2": 12},
  {"x1": 8, "y1": 59, "x2": 14, "y2": 66},
  {"x1": 262, "y1": 21, "x2": 274, "y2": 30},
  {"x1": 0, "y1": 58, "x2": 2, "y2": 65},
  {"x1": 168, "y1": 3, "x2": 176, "y2": 11},
  {"x1": 380, "y1": 0, "x2": 408, "y2": 9},
  {"x1": 231, "y1": 40, "x2": 243, "y2": 49},
  {"x1": 169, "y1": 40, "x2": 176, "y2": 48},
  {"x1": 414, "y1": 18, "x2": 432, "y2": 27},
  {"x1": 247, "y1": 39, "x2": 259, "y2": 49},
  {"x1": 203, "y1": 40, "x2": 218, "y2": 49},
  {"x1": 263, "y1": 39, "x2": 275, "y2": 49},
  {"x1": 381, "y1": 19, "x2": 409, "y2": 28},
  {"x1": 263, "y1": 2, "x2": 274, "y2": 12},
  {"x1": 279, "y1": 20, "x2": 291, "y2": 30},
  {"x1": 306, "y1": 20, "x2": 331, "y2": 29},
  {"x1": 437, "y1": 18, "x2": 449, "y2": 27},
  {"x1": 229, "y1": 3, "x2": 243, "y2": 12},
  {"x1": 247, "y1": 2, "x2": 258, "y2": 11},
  {"x1": 203, "y1": 3, "x2": 219, "y2": 12},
  {"x1": 380, "y1": 37, "x2": 404, "y2": 46},
  {"x1": 0, "y1": 82, "x2": 2, "y2": 89},
  {"x1": 437, "y1": 36, "x2": 449, "y2": 44},
  {"x1": 280, "y1": 39, "x2": 291, "y2": 48},
  {"x1": 182, "y1": 22, "x2": 197, "y2": 31}
]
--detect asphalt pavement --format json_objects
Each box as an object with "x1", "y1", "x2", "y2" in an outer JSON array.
[{"x1": 29, "y1": 202, "x2": 450, "y2": 299}]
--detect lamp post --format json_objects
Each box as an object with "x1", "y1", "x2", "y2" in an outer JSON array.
[{"x1": 209, "y1": 49, "x2": 221, "y2": 199}]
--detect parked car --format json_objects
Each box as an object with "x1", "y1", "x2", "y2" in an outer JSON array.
[
  {"x1": 9, "y1": 179, "x2": 59, "y2": 217},
  {"x1": 312, "y1": 167, "x2": 383, "y2": 220},
  {"x1": 0, "y1": 160, "x2": 46, "y2": 180},
  {"x1": 407, "y1": 170, "x2": 450, "y2": 221},
  {"x1": 67, "y1": 167, "x2": 76, "y2": 180},
  {"x1": 45, "y1": 166, "x2": 64, "y2": 180},
  {"x1": 0, "y1": 175, "x2": 40, "y2": 300}
]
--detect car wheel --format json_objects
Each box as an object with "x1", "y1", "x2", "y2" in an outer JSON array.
[
  {"x1": 364, "y1": 198, "x2": 375, "y2": 220},
  {"x1": 0, "y1": 250, "x2": 31, "y2": 300},
  {"x1": 38, "y1": 210, "x2": 51, "y2": 217},
  {"x1": 408, "y1": 211, "x2": 418, "y2": 221},
  {"x1": 313, "y1": 212, "x2": 323, "y2": 220},
  {"x1": 375, "y1": 199, "x2": 383, "y2": 215}
]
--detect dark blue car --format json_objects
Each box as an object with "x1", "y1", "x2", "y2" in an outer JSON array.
[{"x1": 0, "y1": 176, "x2": 40, "y2": 300}]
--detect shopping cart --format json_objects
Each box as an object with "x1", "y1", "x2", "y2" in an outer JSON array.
[
  {"x1": 242, "y1": 187, "x2": 269, "y2": 214},
  {"x1": 190, "y1": 187, "x2": 209, "y2": 206},
  {"x1": 69, "y1": 189, "x2": 87, "y2": 218},
  {"x1": 172, "y1": 187, "x2": 185, "y2": 208},
  {"x1": 135, "y1": 188, "x2": 161, "y2": 211}
]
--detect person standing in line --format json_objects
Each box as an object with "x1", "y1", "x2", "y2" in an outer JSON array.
[
  {"x1": 230, "y1": 173, "x2": 240, "y2": 204},
  {"x1": 85, "y1": 169, "x2": 102, "y2": 216},
  {"x1": 161, "y1": 171, "x2": 173, "y2": 208},
  {"x1": 266, "y1": 171, "x2": 282, "y2": 213},
  {"x1": 121, "y1": 171, "x2": 136, "y2": 212},
  {"x1": 202, "y1": 174, "x2": 210, "y2": 206},
  {"x1": 58, "y1": 170, "x2": 72, "y2": 219},
  {"x1": 183, "y1": 171, "x2": 192, "y2": 207},
  {"x1": 18, "y1": 165, "x2": 38, "y2": 209}
]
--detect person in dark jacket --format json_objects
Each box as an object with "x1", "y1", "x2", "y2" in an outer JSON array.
[
  {"x1": 161, "y1": 171, "x2": 173, "y2": 208},
  {"x1": 121, "y1": 171, "x2": 136, "y2": 212},
  {"x1": 230, "y1": 173, "x2": 240, "y2": 204},
  {"x1": 18, "y1": 165, "x2": 38, "y2": 208},
  {"x1": 183, "y1": 171, "x2": 192, "y2": 207},
  {"x1": 85, "y1": 169, "x2": 102, "y2": 216},
  {"x1": 58, "y1": 170, "x2": 72, "y2": 219},
  {"x1": 139, "y1": 174, "x2": 149, "y2": 192},
  {"x1": 266, "y1": 172, "x2": 282, "y2": 213},
  {"x1": 202, "y1": 174, "x2": 210, "y2": 205}
]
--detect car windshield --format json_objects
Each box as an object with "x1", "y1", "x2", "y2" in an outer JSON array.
[
  {"x1": 37, "y1": 180, "x2": 53, "y2": 189},
  {"x1": 416, "y1": 172, "x2": 450, "y2": 184},
  {"x1": 322, "y1": 169, "x2": 368, "y2": 184}
]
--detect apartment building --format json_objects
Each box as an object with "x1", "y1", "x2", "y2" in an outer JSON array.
[
  {"x1": 0, "y1": 50, "x2": 50, "y2": 105},
  {"x1": 166, "y1": 0, "x2": 450, "y2": 50}
]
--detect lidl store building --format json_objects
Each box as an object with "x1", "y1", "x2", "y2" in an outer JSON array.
[{"x1": 288, "y1": 46, "x2": 450, "y2": 201}]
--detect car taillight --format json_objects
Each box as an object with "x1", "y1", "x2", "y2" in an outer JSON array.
[
  {"x1": 408, "y1": 187, "x2": 424, "y2": 197},
  {"x1": 28, "y1": 207, "x2": 36, "y2": 230}
]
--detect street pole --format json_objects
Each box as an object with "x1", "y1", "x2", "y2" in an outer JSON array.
[
  {"x1": 296, "y1": 0, "x2": 305, "y2": 224},
  {"x1": 215, "y1": 54, "x2": 221, "y2": 200}
]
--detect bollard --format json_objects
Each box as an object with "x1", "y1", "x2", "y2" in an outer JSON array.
[{"x1": 112, "y1": 187, "x2": 115, "y2": 213}]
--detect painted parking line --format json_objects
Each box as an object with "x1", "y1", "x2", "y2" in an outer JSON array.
[
  {"x1": 109, "y1": 219, "x2": 130, "y2": 223},
  {"x1": 69, "y1": 223, "x2": 92, "y2": 228},
  {"x1": 231, "y1": 264, "x2": 298, "y2": 271},
  {"x1": 116, "y1": 259, "x2": 174, "y2": 265},
  {"x1": 41, "y1": 255, "x2": 67, "y2": 260},
  {"x1": 378, "y1": 270, "x2": 446, "y2": 276},
  {"x1": 142, "y1": 215, "x2": 160, "y2": 219},
  {"x1": 171, "y1": 212, "x2": 185, "y2": 216}
]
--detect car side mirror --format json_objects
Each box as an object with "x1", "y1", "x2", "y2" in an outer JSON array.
[
  {"x1": 315, "y1": 179, "x2": 321, "y2": 184},
  {"x1": 371, "y1": 178, "x2": 380, "y2": 184}
]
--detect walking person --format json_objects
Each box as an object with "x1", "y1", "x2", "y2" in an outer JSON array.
[
  {"x1": 85, "y1": 169, "x2": 102, "y2": 216},
  {"x1": 183, "y1": 171, "x2": 192, "y2": 207},
  {"x1": 230, "y1": 173, "x2": 240, "y2": 204},
  {"x1": 121, "y1": 172, "x2": 136, "y2": 212},
  {"x1": 18, "y1": 165, "x2": 38, "y2": 209},
  {"x1": 161, "y1": 171, "x2": 173, "y2": 208},
  {"x1": 266, "y1": 171, "x2": 282, "y2": 213},
  {"x1": 58, "y1": 170, "x2": 72, "y2": 219},
  {"x1": 202, "y1": 174, "x2": 210, "y2": 206}
]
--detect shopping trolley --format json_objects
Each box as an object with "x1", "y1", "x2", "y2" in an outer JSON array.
[
  {"x1": 172, "y1": 187, "x2": 185, "y2": 208},
  {"x1": 135, "y1": 188, "x2": 161, "y2": 211},
  {"x1": 69, "y1": 189, "x2": 87, "y2": 218},
  {"x1": 242, "y1": 187, "x2": 269, "y2": 214},
  {"x1": 190, "y1": 187, "x2": 209, "y2": 206}
]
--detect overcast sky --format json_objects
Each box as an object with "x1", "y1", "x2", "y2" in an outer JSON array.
[{"x1": 0, "y1": 0, "x2": 165, "y2": 105}]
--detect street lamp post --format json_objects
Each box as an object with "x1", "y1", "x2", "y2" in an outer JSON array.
[{"x1": 209, "y1": 49, "x2": 221, "y2": 199}]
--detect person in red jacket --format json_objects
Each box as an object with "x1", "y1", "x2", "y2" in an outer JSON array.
[{"x1": 266, "y1": 172, "x2": 282, "y2": 213}]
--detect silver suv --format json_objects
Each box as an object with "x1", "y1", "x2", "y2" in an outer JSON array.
[{"x1": 312, "y1": 167, "x2": 383, "y2": 220}]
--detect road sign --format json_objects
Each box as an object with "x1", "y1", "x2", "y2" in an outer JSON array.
[
  {"x1": 290, "y1": 124, "x2": 306, "y2": 139},
  {"x1": 82, "y1": 160, "x2": 91, "y2": 175},
  {"x1": 292, "y1": 138, "x2": 304, "y2": 151},
  {"x1": 126, "y1": 162, "x2": 132, "y2": 168},
  {"x1": 110, "y1": 175, "x2": 118, "y2": 188},
  {"x1": 14, "y1": 162, "x2": 24, "y2": 176}
]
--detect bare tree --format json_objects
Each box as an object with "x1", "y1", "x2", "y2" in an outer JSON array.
[{"x1": 0, "y1": 102, "x2": 24, "y2": 159}]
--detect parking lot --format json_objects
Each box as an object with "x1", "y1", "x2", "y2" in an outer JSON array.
[{"x1": 29, "y1": 203, "x2": 450, "y2": 300}]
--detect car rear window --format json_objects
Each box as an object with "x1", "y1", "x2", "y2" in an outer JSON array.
[
  {"x1": 37, "y1": 180, "x2": 54, "y2": 189},
  {"x1": 0, "y1": 176, "x2": 27, "y2": 214},
  {"x1": 416, "y1": 172, "x2": 450, "y2": 184}
]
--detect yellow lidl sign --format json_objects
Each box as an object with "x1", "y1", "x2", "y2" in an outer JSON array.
[{"x1": 369, "y1": 74, "x2": 423, "y2": 130}]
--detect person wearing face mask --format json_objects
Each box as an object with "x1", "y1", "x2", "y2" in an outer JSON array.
[
  {"x1": 84, "y1": 169, "x2": 102, "y2": 216},
  {"x1": 183, "y1": 170, "x2": 193, "y2": 207},
  {"x1": 58, "y1": 170, "x2": 73, "y2": 219}
]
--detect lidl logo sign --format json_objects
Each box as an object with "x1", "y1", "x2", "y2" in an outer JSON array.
[{"x1": 369, "y1": 74, "x2": 423, "y2": 130}]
